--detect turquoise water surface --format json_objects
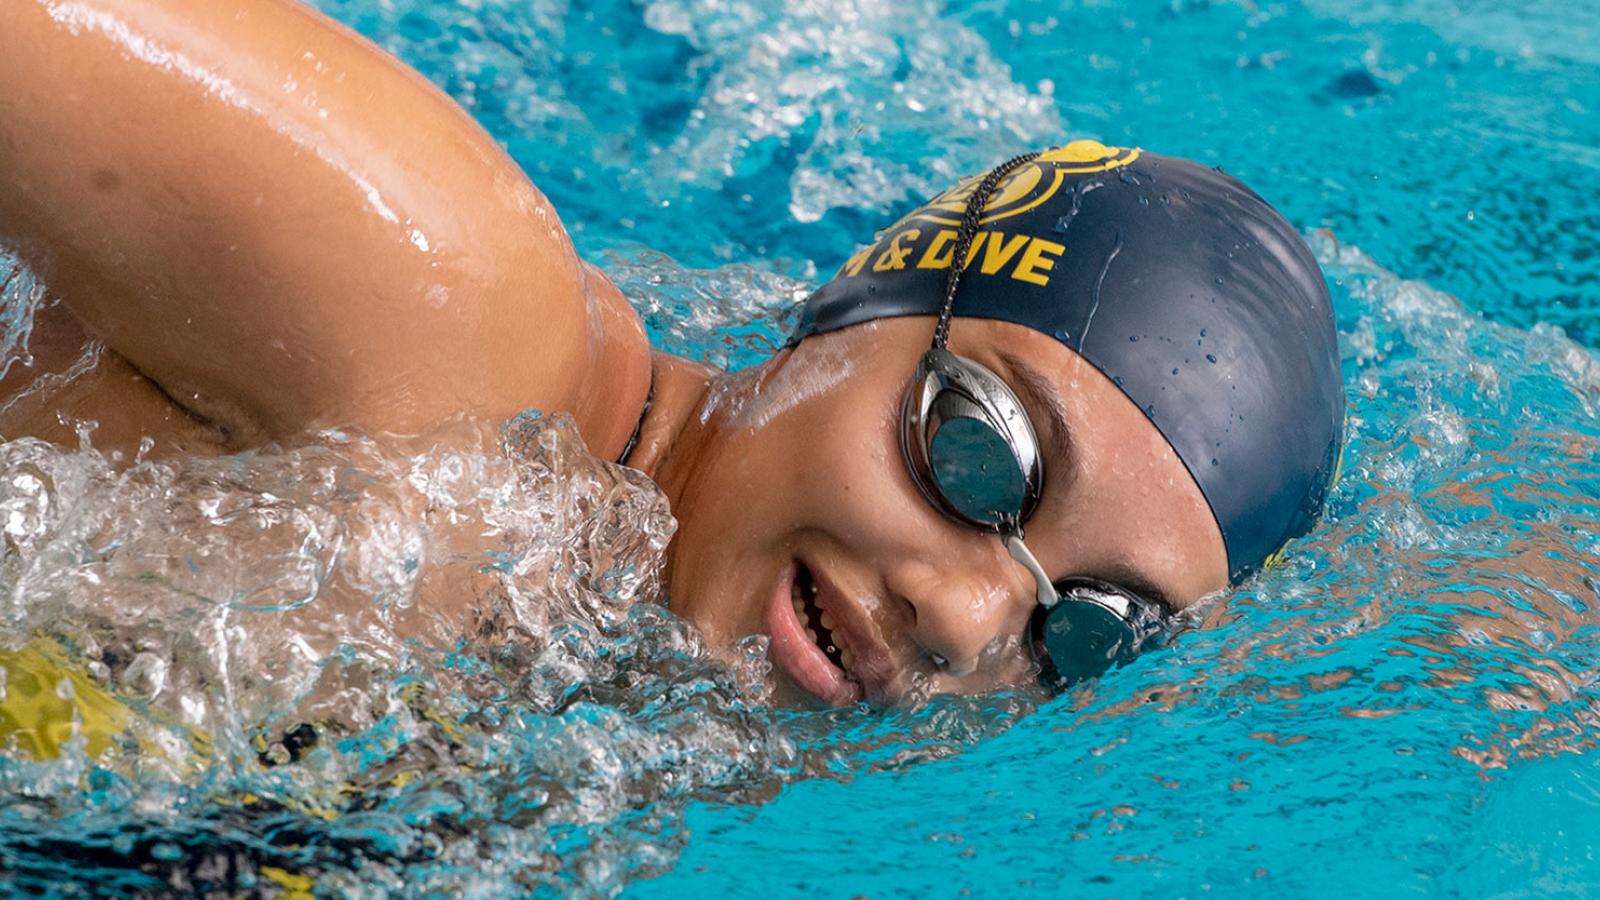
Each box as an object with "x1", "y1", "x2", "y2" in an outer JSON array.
[{"x1": 2, "y1": 0, "x2": 1599, "y2": 896}]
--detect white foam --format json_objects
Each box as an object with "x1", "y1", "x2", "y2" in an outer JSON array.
[{"x1": 639, "y1": 0, "x2": 1062, "y2": 222}]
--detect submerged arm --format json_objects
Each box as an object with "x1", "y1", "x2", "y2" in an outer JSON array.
[{"x1": 0, "y1": 0, "x2": 648, "y2": 450}]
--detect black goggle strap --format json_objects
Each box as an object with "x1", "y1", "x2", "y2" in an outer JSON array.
[{"x1": 931, "y1": 151, "x2": 1044, "y2": 351}]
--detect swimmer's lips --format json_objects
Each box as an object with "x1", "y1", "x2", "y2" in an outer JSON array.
[
  {"x1": 765, "y1": 559, "x2": 900, "y2": 706},
  {"x1": 811, "y1": 562, "x2": 904, "y2": 705}
]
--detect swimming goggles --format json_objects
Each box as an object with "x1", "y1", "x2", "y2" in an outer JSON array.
[{"x1": 897, "y1": 152, "x2": 1173, "y2": 690}]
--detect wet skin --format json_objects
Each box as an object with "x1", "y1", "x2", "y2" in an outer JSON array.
[
  {"x1": 0, "y1": 0, "x2": 1228, "y2": 706},
  {"x1": 0, "y1": 0, "x2": 651, "y2": 456},
  {"x1": 643, "y1": 317, "x2": 1228, "y2": 705}
]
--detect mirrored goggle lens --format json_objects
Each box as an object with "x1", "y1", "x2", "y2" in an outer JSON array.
[
  {"x1": 1030, "y1": 583, "x2": 1171, "y2": 690},
  {"x1": 928, "y1": 416, "x2": 1028, "y2": 527}
]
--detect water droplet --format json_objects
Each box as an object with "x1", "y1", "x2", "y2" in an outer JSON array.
[
  {"x1": 1211, "y1": 458, "x2": 1219, "y2": 466},
  {"x1": 1199, "y1": 328, "x2": 1207, "y2": 337},
  {"x1": 1171, "y1": 367, "x2": 1180, "y2": 375},
  {"x1": 1054, "y1": 329, "x2": 1071, "y2": 342},
  {"x1": 1129, "y1": 335, "x2": 1139, "y2": 342},
  {"x1": 1206, "y1": 353, "x2": 1217, "y2": 363},
  {"x1": 1214, "y1": 276, "x2": 1224, "y2": 285}
]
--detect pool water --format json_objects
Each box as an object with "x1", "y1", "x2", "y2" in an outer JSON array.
[{"x1": 2, "y1": 0, "x2": 1599, "y2": 895}]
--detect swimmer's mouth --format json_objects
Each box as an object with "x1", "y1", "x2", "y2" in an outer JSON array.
[
  {"x1": 770, "y1": 558, "x2": 903, "y2": 705},
  {"x1": 790, "y1": 562, "x2": 853, "y2": 673}
]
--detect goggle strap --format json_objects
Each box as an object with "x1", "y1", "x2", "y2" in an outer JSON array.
[
  {"x1": 1004, "y1": 532, "x2": 1061, "y2": 609},
  {"x1": 932, "y1": 151, "x2": 1043, "y2": 350}
]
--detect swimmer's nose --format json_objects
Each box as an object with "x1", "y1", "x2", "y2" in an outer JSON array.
[{"x1": 885, "y1": 552, "x2": 1035, "y2": 677}]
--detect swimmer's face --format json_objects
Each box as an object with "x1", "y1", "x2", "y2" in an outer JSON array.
[{"x1": 661, "y1": 316, "x2": 1229, "y2": 706}]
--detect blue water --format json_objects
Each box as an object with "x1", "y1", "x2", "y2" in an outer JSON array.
[
  {"x1": 321, "y1": 0, "x2": 1600, "y2": 342},
  {"x1": 2, "y1": 0, "x2": 1600, "y2": 896}
]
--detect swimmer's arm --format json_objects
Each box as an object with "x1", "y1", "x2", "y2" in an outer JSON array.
[{"x1": 0, "y1": 0, "x2": 649, "y2": 452}]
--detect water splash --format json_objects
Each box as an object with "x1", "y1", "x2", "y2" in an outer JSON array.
[
  {"x1": 0, "y1": 246, "x2": 1029, "y2": 895},
  {"x1": 307, "y1": 0, "x2": 1063, "y2": 266},
  {"x1": 0, "y1": 262, "x2": 45, "y2": 384},
  {"x1": 639, "y1": 0, "x2": 1061, "y2": 224},
  {"x1": 601, "y1": 245, "x2": 811, "y2": 370}
]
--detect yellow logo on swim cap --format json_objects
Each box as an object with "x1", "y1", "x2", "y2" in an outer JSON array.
[
  {"x1": 906, "y1": 141, "x2": 1142, "y2": 228},
  {"x1": 1036, "y1": 140, "x2": 1140, "y2": 167}
]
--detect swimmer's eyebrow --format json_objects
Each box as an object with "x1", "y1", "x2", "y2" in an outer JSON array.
[
  {"x1": 1097, "y1": 565, "x2": 1177, "y2": 614},
  {"x1": 997, "y1": 352, "x2": 1074, "y2": 479},
  {"x1": 999, "y1": 354, "x2": 1180, "y2": 610}
]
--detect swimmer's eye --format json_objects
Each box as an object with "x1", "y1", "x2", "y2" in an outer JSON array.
[{"x1": 1028, "y1": 577, "x2": 1173, "y2": 691}]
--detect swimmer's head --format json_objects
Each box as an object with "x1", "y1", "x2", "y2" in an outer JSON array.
[
  {"x1": 660, "y1": 142, "x2": 1343, "y2": 705},
  {"x1": 794, "y1": 141, "x2": 1343, "y2": 583}
]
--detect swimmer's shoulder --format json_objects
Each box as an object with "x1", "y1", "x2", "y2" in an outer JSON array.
[{"x1": 0, "y1": 0, "x2": 650, "y2": 458}]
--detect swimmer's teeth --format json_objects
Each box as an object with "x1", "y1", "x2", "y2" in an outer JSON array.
[{"x1": 792, "y1": 563, "x2": 848, "y2": 672}]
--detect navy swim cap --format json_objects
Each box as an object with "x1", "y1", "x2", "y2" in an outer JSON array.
[{"x1": 792, "y1": 142, "x2": 1344, "y2": 582}]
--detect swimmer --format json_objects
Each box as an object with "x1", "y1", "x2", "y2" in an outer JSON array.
[{"x1": 0, "y1": 0, "x2": 1342, "y2": 708}]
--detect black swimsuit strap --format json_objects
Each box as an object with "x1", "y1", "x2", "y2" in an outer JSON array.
[{"x1": 616, "y1": 374, "x2": 655, "y2": 465}]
